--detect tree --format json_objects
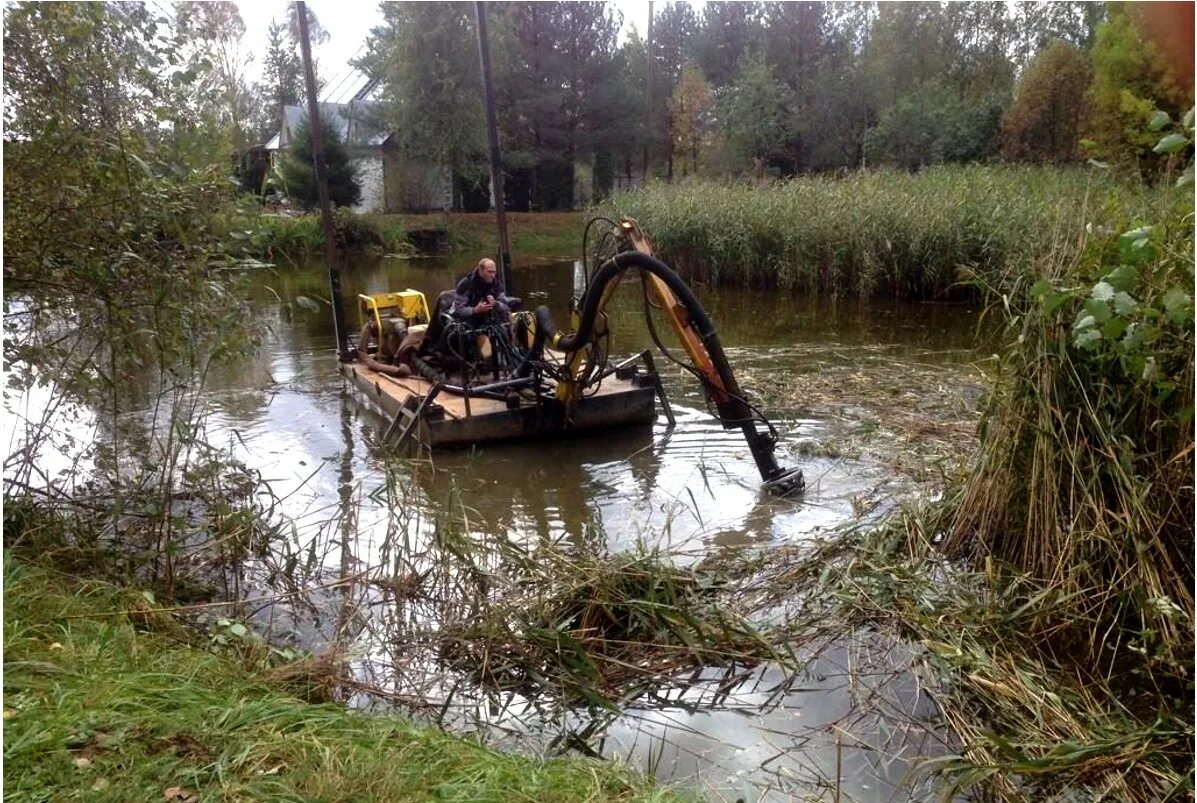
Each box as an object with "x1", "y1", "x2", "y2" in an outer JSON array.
[
  {"x1": 3, "y1": 1, "x2": 256, "y2": 531},
  {"x1": 864, "y1": 82, "x2": 1001, "y2": 169},
  {"x1": 256, "y1": 19, "x2": 303, "y2": 143},
  {"x1": 692, "y1": 1, "x2": 762, "y2": 88},
  {"x1": 176, "y1": 2, "x2": 254, "y2": 150},
  {"x1": 668, "y1": 63, "x2": 712, "y2": 176},
  {"x1": 1001, "y1": 42, "x2": 1092, "y2": 163},
  {"x1": 860, "y1": 2, "x2": 1012, "y2": 169},
  {"x1": 720, "y1": 54, "x2": 791, "y2": 181},
  {"x1": 652, "y1": 2, "x2": 702, "y2": 177},
  {"x1": 760, "y1": 1, "x2": 868, "y2": 172},
  {"x1": 276, "y1": 117, "x2": 361, "y2": 210},
  {"x1": 359, "y1": 3, "x2": 486, "y2": 207},
  {"x1": 492, "y1": 2, "x2": 625, "y2": 210},
  {"x1": 1083, "y1": 3, "x2": 1193, "y2": 171},
  {"x1": 1011, "y1": 2, "x2": 1105, "y2": 69}
]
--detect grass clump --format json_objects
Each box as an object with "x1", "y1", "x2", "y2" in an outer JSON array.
[
  {"x1": 606, "y1": 165, "x2": 1159, "y2": 297},
  {"x1": 3, "y1": 556, "x2": 679, "y2": 802}
]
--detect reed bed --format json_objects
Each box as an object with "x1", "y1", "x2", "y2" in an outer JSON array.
[
  {"x1": 606, "y1": 165, "x2": 1158, "y2": 297},
  {"x1": 734, "y1": 178, "x2": 1194, "y2": 800}
]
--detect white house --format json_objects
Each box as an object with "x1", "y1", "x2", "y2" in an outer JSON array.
[{"x1": 265, "y1": 100, "x2": 400, "y2": 214}]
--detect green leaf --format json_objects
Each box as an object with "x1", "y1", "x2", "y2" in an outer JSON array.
[
  {"x1": 1126, "y1": 353, "x2": 1146, "y2": 378},
  {"x1": 1090, "y1": 281, "x2": 1115, "y2": 302},
  {"x1": 1103, "y1": 264, "x2": 1139, "y2": 292},
  {"x1": 1073, "y1": 314, "x2": 1097, "y2": 331},
  {"x1": 1029, "y1": 279, "x2": 1052, "y2": 299},
  {"x1": 1178, "y1": 164, "x2": 1193, "y2": 189},
  {"x1": 1152, "y1": 133, "x2": 1189, "y2": 155},
  {"x1": 1185, "y1": 108, "x2": 1195, "y2": 130},
  {"x1": 229, "y1": 623, "x2": 248, "y2": 638},
  {"x1": 1043, "y1": 291, "x2": 1069, "y2": 317},
  {"x1": 1148, "y1": 110, "x2": 1171, "y2": 132},
  {"x1": 1112, "y1": 291, "x2": 1138, "y2": 316},
  {"x1": 1162, "y1": 287, "x2": 1193, "y2": 324},
  {"x1": 1101, "y1": 317, "x2": 1127, "y2": 340},
  {"x1": 1084, "y1": 298, "x2": 1111, "y2": 323},
  {"x1": 1118, "y1": 228, "x2": 1158, "y2": 265},
  {"x1": 1073, "y1": 329, "x2": 1102, "y2": 350}
]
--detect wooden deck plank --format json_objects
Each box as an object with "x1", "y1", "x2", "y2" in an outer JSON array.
[{"x1": 339, "y1": 358, "x2": 657, "y2": 448}]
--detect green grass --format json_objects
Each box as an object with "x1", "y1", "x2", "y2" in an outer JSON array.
[
  {"x1": 605, "y1": 165, "x2": 1161, "y2": 297},
  {"x1": 3, "y1": 556, "x2": 678, "y2": 803}
]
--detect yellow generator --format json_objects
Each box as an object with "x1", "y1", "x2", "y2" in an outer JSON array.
[{"x1": 357, "y1": 290, "x2": 431, "y2": 333}]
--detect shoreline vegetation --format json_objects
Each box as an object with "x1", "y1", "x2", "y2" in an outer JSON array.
[
  {"x1": 244, "y1": 164, "x2": 1161, "y2": 302},
  {"x1": 5, "y1": 1, "x2": 1192, "y2": 799},
  {"x1": 2, "y1": 555, "x2": 677, "y2": 803},
  {"x1": 9, "y1": 148, "x2": 1192, "y2": 800}
]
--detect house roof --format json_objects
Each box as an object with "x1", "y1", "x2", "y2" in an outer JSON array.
[{"x1": 268, "y1": 101, "x2": 390, "y2": 151}]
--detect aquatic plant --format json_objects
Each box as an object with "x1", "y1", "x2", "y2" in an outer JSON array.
[
  {"x1": 739, "y1": 119, "x2": 1194, "y2": 802},
  {"x1": 604, "y1": 165, "x2": 1161, "y2": 298},
  {"x1": 439, "y1": 548, "x2": 782, "y2": 705}
]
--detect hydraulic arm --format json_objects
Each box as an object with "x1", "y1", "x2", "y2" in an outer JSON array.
[{"x1": 539, "y1": 219, "x2": 805, "y2": 496}]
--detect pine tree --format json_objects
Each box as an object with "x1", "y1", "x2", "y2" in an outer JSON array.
[{"x1": 276, "y1": 117, "x2": 361, "y2": 210}]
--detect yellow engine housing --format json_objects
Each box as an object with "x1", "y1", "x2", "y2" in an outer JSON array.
[{"x1": 358, "y1": 290, "x2": 431, "y2": 332}]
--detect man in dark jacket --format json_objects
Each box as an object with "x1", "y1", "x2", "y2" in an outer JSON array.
[{"x1": 451, "y1": 258, "x2": 511, "y2": 325}]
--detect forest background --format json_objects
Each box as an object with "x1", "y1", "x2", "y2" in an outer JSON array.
[{"x1": 280, "y1": 2, "x2": 1186, "y2": 209}]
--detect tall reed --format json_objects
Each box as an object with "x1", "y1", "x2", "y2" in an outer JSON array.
[{"x1": 606, "y1": 165, "x2": 1159, "y2": 298}]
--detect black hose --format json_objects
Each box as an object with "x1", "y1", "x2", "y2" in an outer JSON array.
[
  {"x1": 557, "y1": 250, "x2": 801, "y2": 491},
  {"x1": 557, "y1": 252, "x2": 716, "y2": 351}
]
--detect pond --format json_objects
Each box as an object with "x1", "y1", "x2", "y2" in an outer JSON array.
[{"x1": 182, "y1": 250, "x2": 991, "y2": 800}]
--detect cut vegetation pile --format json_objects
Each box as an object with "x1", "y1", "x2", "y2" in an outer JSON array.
[
  {"x1": 439, "y1": 549, "x2": 781, "y2": 705},
  {"x1": 606, "y1": 165, "x2": 1159, "y2": 297}
]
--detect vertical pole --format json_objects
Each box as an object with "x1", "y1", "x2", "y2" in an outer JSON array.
[
  {"x1": 296, "y1": 1, "x2": 350, "y2": 359},
  {"x1": 644, "y1": 1, "x2": 653, "y2": 183},
  {"x1": 474, "y1": 2, "x2": 515, "y2": 295}
]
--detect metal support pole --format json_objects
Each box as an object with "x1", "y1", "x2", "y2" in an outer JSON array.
[
  {"x1": 296, "y1": 1, "x2": 350, "y2": 359},
  {"x1": 474, "y1": 2, "x2": 515, "y2": 296},
  {"x1": 644, "y1": 1, "x2": 653, "y2": 181}
]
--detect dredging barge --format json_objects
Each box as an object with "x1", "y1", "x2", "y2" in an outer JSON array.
[
  {"x1": 300, "y1": 3, "x2": 802, "y2": 495},
  {"x1": 340, "y1": 219, "x2": 805, "y2": 496}
]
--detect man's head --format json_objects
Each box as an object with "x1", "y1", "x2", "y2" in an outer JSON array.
[{"x1": 476, "y1": 258, "x2": 498, "y2": 286}]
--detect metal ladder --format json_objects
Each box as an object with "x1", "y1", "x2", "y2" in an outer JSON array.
[{"x1": 383, "y1": 384, "x2": 443, "y2": 449}]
